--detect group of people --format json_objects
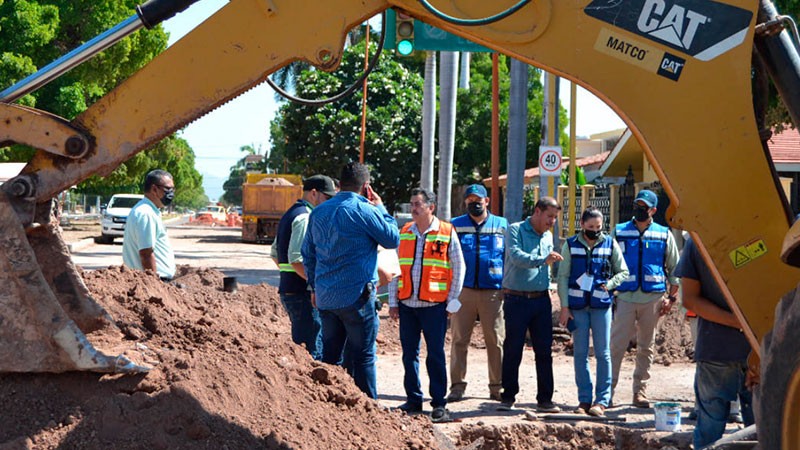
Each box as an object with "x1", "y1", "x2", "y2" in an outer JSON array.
[{"x1": 120, "y1": 166, "x2": 754, "y2": 449}]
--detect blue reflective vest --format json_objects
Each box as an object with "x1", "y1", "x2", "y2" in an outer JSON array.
[
  {"x1": 451, "y1": 213, "x2": 507, "y2": 289},
  {"x1": 567, "y1": 234, "x2": 614, "y2": 309},
  {"x1": 614, "y1": 220, "x2": 669, "y2": 293},
  {"x1": 276, "y1": 199, "x2": 312, "y2": 294}
]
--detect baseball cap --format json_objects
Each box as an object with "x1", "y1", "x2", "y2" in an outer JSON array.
[
  {"x1": 303, "y1": 175, "x2": 337, "y2": 197},
  {"x1": 464, "y1": 184, "x2": 488, "y2": 199},
  {"x1": 634, "y1": 190, "x2": 658, "y2": 208}
]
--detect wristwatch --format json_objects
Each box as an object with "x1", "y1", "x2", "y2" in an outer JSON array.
[{"x1": 667, "y1": 294, "x2": 677, "y2": 303}]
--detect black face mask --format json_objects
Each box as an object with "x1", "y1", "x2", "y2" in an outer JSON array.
[
  {"x1": 467, "y1": 201, "x2": 485, "y2": 217},
  {"x1": 584, "y1": 229, "x2": 601, "y2": 240},
  {"x1": 161, "y1": 190, "x2": 175, "y2": 207},
  {"x1": 633, "y1": 205, "x2": 650, "y2": 222}
]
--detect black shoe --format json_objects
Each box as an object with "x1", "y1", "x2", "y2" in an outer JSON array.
[
  {"x1": 395, "y1": 402, "x2": 423, "y2": 413},
  {"x1": 446, "y1": 391, "x2": 465, "y2": 402},
  {"x1": 537, "y1": 402, "x2": 561, "y2": 413},
  {"x1": 431, "y1": 406, "x2": 451, "y2": 423},
  {"x1": 496, "y1": 401, "x2": 515, "y2": 411}
]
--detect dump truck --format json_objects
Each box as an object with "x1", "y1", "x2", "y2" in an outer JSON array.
[
  {"x1": 1, "y1": 0, "x2": 800, "y2": 447},
  {"x1": 241, "y1": 174, "x2": 302, "y2": 243}
]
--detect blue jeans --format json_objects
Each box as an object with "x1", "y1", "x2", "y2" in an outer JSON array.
[
  {"x1": 320, "y1": 290, "x2": 379, "y2": 399},
  {"x1": 572, "y1": 306, "x2": 612, "y2": 406},
  {"x1": 280, "y1": 292, "x2": 322, "y2": 360},
  {"x1": 694, "y1": 360, "x2": 754, "y2": 449},
  {"x1": 501, "y1": 294, "x2": 554, "y2": 404},
  {"x1": 399, "y1": 302, "x2": 448, "y2": 408}
]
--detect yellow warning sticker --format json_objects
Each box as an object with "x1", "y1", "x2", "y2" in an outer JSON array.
[
  {"x1": 746, "y1": 240, "x2": 768, "y2": 259},
  {"x1": 729, "y1": 239, "x2": 768, "y2": 269},
  {"x1": 729, "y1": 248, "x2": 751, "y2": 268}
]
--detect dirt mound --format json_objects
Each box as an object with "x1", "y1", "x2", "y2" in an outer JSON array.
[
  {"x1": 455, "y1": 422, "x2": 691, "y2": 450},
  {"x1": 653, "y1": 307, "x2": 693, "y2": 365},
  {"x1": 0, "y1": 266, "x2": 434, "y2": 450}
]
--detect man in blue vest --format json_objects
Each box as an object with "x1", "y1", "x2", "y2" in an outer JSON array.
[
  {"x1": 270, "y1": 175, "x2": 337, "y2": 360},
  {"x1": 446, "y1": 184, "x2": 508, "y2": 403},
  {"x1": 610, "y1": 189, "x2": 680, "y2": 408}
]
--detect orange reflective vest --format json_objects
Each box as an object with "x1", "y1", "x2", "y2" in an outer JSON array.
[{"x1": 397, "y1": 220, "x2": 454, "y2": 303}]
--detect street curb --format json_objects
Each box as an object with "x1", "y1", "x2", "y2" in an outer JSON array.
[{"x1": 68, "y1": 238, "x2": 95, "y2": 253}]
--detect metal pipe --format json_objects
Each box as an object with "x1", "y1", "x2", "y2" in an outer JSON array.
[
  {"x1": 755, "y1": 0, "x2": 800, "y2": 129},
  {"x1": 0, "y1": 15, "x2": 143, "y2": 103},
  {"x1": 0, "y1": 0, "x2": 201, "y2": 103}
]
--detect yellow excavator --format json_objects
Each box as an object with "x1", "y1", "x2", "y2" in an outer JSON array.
[{"x1": 1, "y1": 0, "x2": 799, "y2": 447}]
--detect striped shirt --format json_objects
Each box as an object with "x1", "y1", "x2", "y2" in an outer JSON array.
[{"x1": 388, "y1": 217, "x2": 465, "y2": 309}]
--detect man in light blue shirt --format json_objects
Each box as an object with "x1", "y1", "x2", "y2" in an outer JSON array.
[
  {"x1": 499, "y1": 196, "x2": 563, "y2": 413},
  {"x1": 122, "y1": 169, "x2": 176, "y2": 280},
  {"x1": 302, "y1": 162, "x2": 399, "y2": 398}
]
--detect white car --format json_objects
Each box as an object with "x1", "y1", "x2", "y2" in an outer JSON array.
[{"x1": 99, "y1": 194, "x2": 144, "y2": 244}]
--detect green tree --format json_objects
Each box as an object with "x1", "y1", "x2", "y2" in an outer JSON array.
[
  {"x1": 0, "y1": 0, "x2": 207, "y2": 208},
  {"x1": 221, "y1": 145, "x2": 265, "y2": 206},
  {"x1": 270, "y1": 38, "x2": 424, "y2": 211},
  {"x1": 453, "y1": 53, "x2": 568, "y2": 185},
  {"x1": 77, "y1": 135, "x2": 207, "y2": 209},
  {"x1": 764, "y1": 0, "x2": 800, "y2": 130}
]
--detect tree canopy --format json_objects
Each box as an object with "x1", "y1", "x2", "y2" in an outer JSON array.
[
  {"x1": 0, "y1": 0, "x2": 207, "y2": 207},
  {"x1": 269, "y1": 38, "x2": 424, "y2": 211}
]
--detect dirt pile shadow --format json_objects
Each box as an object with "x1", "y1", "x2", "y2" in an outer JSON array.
[{"x1": 0, "y1": 266, "x2": 433, "y2": 449}]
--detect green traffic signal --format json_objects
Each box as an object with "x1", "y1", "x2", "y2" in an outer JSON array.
[{"x1": 397, "y1": 40, "x2": 414, "y2": 56}]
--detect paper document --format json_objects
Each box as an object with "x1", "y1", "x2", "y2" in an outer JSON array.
[{"x1": 576, "y1": 273, "x2": 594, "y2": 292}]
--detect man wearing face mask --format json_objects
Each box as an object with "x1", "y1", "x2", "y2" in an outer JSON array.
[
  {"x1": 609, "y1": 189, "x2": 680, "y2": 409},
  {"x1": 270, "y1": 175, "x2": 337, "y2": 360},
  {"x1": 123, "y1": 169, "x2": 176, "y2": 281},
  {"x1": 446, "y1": 184, "x2": 508, "y2": 403}
]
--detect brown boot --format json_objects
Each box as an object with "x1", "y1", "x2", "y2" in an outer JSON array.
[{"x1": 633, "y1": 392, "x2": 650, "y2": 408}]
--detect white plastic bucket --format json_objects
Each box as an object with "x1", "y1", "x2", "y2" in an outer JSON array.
[{"x1": 654, "y1": 402, "x2": 682, "y2": 431}]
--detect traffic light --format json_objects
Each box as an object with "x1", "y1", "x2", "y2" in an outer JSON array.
[{"x1": 395, "y1": 12, "x2": 415, "y2": 56}]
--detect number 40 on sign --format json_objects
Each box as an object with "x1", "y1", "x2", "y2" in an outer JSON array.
[{"x1": 539, "y1": 146, "x2": 563, "y2": 177}]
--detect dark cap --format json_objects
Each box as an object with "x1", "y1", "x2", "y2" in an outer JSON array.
[
  {"x1": 464, "y1": 184, "x2": 488, "y2": 199},
  {"x1": 634, "y1": 189, "x2": 658, "y2": 208},
  {"x1": 303, "y1": 175, "x2": 337, "y2": 197}
]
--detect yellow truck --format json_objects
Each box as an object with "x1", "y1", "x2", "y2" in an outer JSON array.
[{"x1": 241, "y1": 174, "x2": 302, "y2": 243}]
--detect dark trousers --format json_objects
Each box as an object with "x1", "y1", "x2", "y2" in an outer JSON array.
[
  {"x1": 399, "y1": 302, "x2": 448, "y2": 408},
  {"x1": 501, "y1": 293, "x2": 554, "y2": 405},
  {"x1": 320, "y1": 293, "x2": 379, "y2": 399},
  {"x1": 279, "y1": 291, "x2": 322, "y2": 360}
]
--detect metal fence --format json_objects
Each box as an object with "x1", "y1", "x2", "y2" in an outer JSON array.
[{"x1": 557, "y1": 183, "x2": 621, "y2": 239}]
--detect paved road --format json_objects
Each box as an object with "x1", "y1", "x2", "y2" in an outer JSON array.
[{"x1": 70, "y1": 225, "x2": 279, "y2": 287}]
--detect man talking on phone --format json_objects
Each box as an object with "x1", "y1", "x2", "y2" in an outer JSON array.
[{"x1": 302, "y1": 162, "x2": 400, "y2": 399}]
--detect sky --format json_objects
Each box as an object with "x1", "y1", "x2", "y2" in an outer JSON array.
[{"x1": 162, "y1": 3, "x2": 625, "y2": 201}]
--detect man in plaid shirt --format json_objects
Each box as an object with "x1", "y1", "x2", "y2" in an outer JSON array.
[{"x1": 389, "y1": 187, "x2": 465, "y2": 423}]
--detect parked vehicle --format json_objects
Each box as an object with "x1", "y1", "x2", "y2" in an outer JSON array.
[
  {"x1": 99, "y1": 194, "x2": 143, "y2": 244},
  {"x1": 195, "y1": 205, "x2": 227, "y2": 222},
  {"x1": 242, "y1": 174, "x2": 301, "y2": 243}
]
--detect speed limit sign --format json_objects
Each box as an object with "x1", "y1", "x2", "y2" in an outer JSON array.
[{"x1": 539, "y1": 146, "x2": 562, "y2": 177}]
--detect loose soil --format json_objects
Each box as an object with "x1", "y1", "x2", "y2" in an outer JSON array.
[
  {"x1": 0, "y1": 266, "x2": 434, "y2": 450},
  {"x1": 0, "y1": 227, "x2": 730, "y2": 449}
]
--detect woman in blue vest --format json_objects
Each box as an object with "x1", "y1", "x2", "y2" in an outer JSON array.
[{"x1": 556, "y1": 208, "x2": 628, "y2": 417}]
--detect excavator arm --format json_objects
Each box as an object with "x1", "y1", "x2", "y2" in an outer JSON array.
[{"x1": 2, "y1": 0, "x2": 800, "y2": 445}]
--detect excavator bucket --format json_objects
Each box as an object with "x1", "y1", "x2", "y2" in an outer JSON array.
[{"x1": 0, "y1": 192, "x2": 149, "y2": 373}]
